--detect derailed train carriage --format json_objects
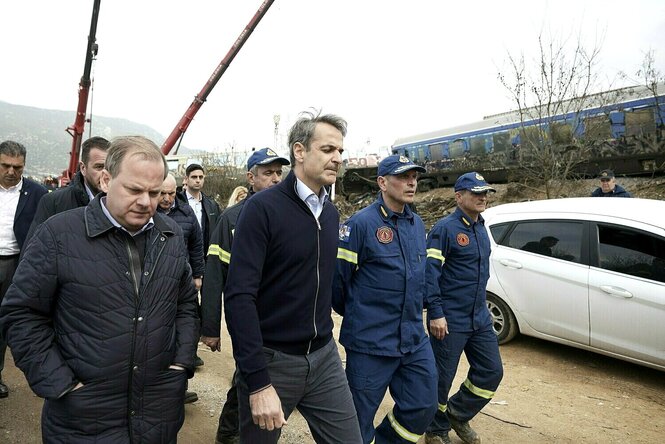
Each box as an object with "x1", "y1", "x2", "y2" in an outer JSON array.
[{"x1": 340, "y1": 82, "x2": 665, "y2": 195}]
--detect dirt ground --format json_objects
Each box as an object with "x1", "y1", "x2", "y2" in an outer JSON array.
[
  {"x1": 1, "y1": 313, "x2": 664, "y2": 443},
  {"x1": 2, "y1": 177, "x2": 664, "y2": 443}
]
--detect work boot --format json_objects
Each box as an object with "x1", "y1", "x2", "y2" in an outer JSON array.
[
  {"x1": 424, "y1": 432, "x2": 452, "y2": 444},
  {"x1": 447, "y1": 412, "x2": 481, "y2": 444},
  {"x1": 195, "y1": 355, "x2": 205, "y2": 367},
  {"x1": 184, "y1": 391, "x2": 199, "y2": 404}
]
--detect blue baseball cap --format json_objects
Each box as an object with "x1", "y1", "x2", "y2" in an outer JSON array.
[
  {"x1": 247, "y1": 148, "x2": 290, "y2": 171},
  {"x1": 454, "y1": 172, "x2": 496, "y2": 193},
  {"x1": 377, "y1": 155, "x2": 426, "y2": 176}
]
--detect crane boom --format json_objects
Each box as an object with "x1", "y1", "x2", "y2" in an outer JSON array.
[
  {"x1": 161, "y1": 0, "x2": 275, "y2": 155},
  {"x1": 64, "y1": 0, "x2": 101, "y2": 182}
]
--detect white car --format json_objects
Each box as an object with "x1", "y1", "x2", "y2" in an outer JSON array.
[{"x1": 483, "y1": 197, "x2": 665, "y2": 371}]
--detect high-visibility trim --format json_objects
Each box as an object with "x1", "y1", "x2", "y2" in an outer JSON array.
[
  {"x1": 208, "y1": 244, "x2": 231, "y2": 264},
  {"x1": 219, "y1": 249, "x2": 231, "y2": 265},
  {"x1": 337, "y1": 248, "x2": 358, "y2": 265},
  {"x1": 463, "y1": 378, "x2": 495, "y2": 399},
  {"x1": 387, "y1": 409, "x2": 421, "y2": 443},
  {"x1": 369, "y1": 440, "x2": 375, "y2": 444},
  {"x1": 427, "y1": 248, "x2": 445, "y2": 263},
  {"x1": 438, "y1": 403, "x2": 447, "y2": 413}
]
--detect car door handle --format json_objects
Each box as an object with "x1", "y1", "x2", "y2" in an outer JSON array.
[
  {"x1": 499, "y1": 259, "x2": 523, "y2": 269},
  {"x1": 599, "y1": 285, "x2": 633, "y2": 299}
]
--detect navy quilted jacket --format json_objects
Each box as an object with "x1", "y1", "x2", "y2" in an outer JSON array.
[
  {"x1": 0, "y1": 196, "x2": 200, "y2": 443},
  {"x1": 158, "y1": 198, "x2": 205, "y2": 277}
]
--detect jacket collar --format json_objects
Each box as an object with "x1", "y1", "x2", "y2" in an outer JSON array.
[
  {"x1": 375, "y1": 192, "x2": 414, "y2": 223},
  {"x1": 454, "y1": 206, "x2": 485, "y2": 229},
  {"x1": 85, "y1": 195, "x2": 174, "y2": 238}
]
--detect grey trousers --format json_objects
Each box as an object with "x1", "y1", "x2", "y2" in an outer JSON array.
[
  {"x1": 236, "y1": 339, "x2": 362, "y2": 443},
  {"x1": 0, "y1": 255, "x2": 19, "y2": 376}
]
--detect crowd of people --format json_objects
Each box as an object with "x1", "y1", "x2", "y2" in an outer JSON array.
[{"x1": 0, "y1": 111, "x2": 634, "y2": 444}]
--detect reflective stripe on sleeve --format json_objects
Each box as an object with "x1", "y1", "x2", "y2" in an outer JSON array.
[
  {"x1": 207, "y1": 244, "x2": 230, "y2": 264},
  {"x1": 337, "y1": 248, "x2": 358, "y2": 265},
  {"x1": 438, "y1": 403, "x2": 447, "y2": 413},
  {"x1": 427, "y1": 248, "x2": 445, "y2": 263}
]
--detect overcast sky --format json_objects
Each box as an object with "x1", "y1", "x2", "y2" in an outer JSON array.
[{"x1": 1, "y1": 0, "x2": 664, "y2": 158}]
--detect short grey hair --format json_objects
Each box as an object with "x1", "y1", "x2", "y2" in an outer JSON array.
[
  {"x1": 287, "y1": 110, "x2": 347, "y2": 165},
  {"x1": 105, "y1": 136, "x2": 168, "y2": 179},
  {"x1": 0, "y1": 140, "x2": 27, "y2": 159}
]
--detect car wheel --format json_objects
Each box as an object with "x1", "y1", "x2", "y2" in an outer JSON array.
[{"x1": 486, "y1": 293, "x2": 518, "y2": 344}]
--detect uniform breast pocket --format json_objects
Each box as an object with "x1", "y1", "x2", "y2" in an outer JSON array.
[{"x1": 363, "y1": 251, "x2": 405, "y2": 291}]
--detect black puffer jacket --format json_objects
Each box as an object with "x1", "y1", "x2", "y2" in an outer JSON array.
[
  {"x1": 0, "y1": 196, "x2": 200, "y2": 443},
  {"x1": 25, "y1": 171, "x2": 91, "y2": 244},
  {"x1": 158, "y1": 198, "x2": 205, "y2": 277}
]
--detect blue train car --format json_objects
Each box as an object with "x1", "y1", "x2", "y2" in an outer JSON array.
[{"x1": 388, "y1": 83, "x2": 665, "y2": 189}]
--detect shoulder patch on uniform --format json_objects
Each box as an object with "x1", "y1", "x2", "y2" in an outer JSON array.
[
  {"x1": 456, "y1": 232, "x2": 470, "y2": 247},
  {"x1": 376, "y1": 226, "x2": 394, "y2": 244},
  {"x1": 339, "y1": 224, "x2": 352, "y2": 242}
]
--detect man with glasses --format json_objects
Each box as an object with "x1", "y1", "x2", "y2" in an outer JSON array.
[{"x1": 591, "y1": 169, "x2": 632, "y2": 197}]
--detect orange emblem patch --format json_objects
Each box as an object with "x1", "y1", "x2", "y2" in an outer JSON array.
[
  {"x1": 456, "y1": 233, "x2": 470, "y2": 247},
  {"x1": 376, "y1": 226, "x2": 394, "y2": 244}
]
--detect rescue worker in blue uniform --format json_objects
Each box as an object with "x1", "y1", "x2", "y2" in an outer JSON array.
[
  {"x1": 334, "y1": 155, "x2": 438, "y2": 444},
  {"x1": 424, "y1": 172, "x2": 503, "y2": 444}
]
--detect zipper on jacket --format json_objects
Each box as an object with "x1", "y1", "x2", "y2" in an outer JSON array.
[
  {"x1": 123, "y1": 235, "x2": 141, "y2": 443},
  {"x1": 307, "y1": 205, "x2": 323, "y2": 354}
]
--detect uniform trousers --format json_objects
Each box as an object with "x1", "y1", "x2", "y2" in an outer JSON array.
[
  {"x1": 235, "y1": 338, "x2": 361, "y2": 443},
  {"x1": 345, "y1": 341, "x2": 438, "y2": 444},
  {"x1": 427, "y1": 325, "x2": 503, "y2": 435}
]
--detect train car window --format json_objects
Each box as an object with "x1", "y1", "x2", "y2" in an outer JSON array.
[
  {"x1": 428, "y1": 143, "x2": 444, "y2": 161},
  {"x1": 625, "y1": 109, "x2": 656, "y2": 137},
  {"x1": 418, "y1": 147, "x2": 428, "y2": 162},
  {"x1": 470, "y1": 136, "x2": 487, "y2": 155},
  {"x1": 551, "y1": 122, "x2": 573, "y2": 144},
  {"x1": 585, "y1": 115, "x2": 611, "y2": 140},
  {"x1": 492, "y1": 132, "x2": 510, "y2": 153},
  {"x1": 448, "y1": 139, "x2": 466, "y2": 158},
  {"x1": 520, "y1": 126, "x2": 541, "y2": 149},
  {"x1": 597, "y1": 224, "x2": 665, "y2": 283}
]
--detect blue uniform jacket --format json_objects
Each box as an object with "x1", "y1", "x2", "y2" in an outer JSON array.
[
  {"x1": 426, "y1": 207, "x2": 492, "y2": 332},
  {"x1": 333, "y1": 194, "x2": 428, "y2": 356}
]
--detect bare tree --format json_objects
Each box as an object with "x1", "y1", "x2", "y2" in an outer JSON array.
[{"x1": 497, "y1": 30, "x2": 610, "y2": 198}]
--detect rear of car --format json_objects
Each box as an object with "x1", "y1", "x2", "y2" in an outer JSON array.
[{"x1": 482, "y1": 197, "x2": 665, "y2": 371}]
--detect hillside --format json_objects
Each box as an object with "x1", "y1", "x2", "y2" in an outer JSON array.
[{"x1": 0, "y1": 100, "x2": 171, "y2": 177}]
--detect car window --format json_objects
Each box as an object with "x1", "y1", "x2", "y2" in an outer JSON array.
[
  {"x1": 501, "y1": 221, "x2": 584, "y2": 263},
  {"x1": 489, "y1": 223, "x2": 511, "y2": 244},
  {"x1": 597, "y1": 224, "x2": 665, "y2": 283}
]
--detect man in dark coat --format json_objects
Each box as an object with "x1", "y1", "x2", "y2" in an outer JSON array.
[
  {"x1": 25, "y1": 136, "x2": 110, "y2": 242},
  {"x1": 158, "y1": 173, "x2": 205, "y2": 289},
  {"x1": 591, "y1": 169, "x2": 632, "y2": 197},
  {"x1": 0, "y1": 140, "x2": 47, "y2": 398},
  {"x1": 0, "y1": 136, "x2": 199, "y2": 443},
  {"x1": 179, "y1": 163, "x2": 221, "y2": 256}
]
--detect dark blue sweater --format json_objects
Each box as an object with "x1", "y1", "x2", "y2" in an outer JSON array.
[
  {"x1": 591, "y1": 184, "x2": 632, "y2": 197},
  {"x1": 224, "y1": 171, "x2": 337, "y2": 392}
]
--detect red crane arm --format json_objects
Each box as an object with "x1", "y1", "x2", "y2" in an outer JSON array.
[
  {"x1": 65, "y1": 0, "x2": 102, "y2": 182},
  {"x1": 161, "y1": 0, "x2": 275, "y2": 155}
]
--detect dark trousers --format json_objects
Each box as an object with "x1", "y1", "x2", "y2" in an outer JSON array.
[
  {"x1": 428, "y1": 326, "x2": 503, "y2": 435},
  {"x1": 0, "y1": 255, "x2": 20, "y2": 377},
  {"x1": 217, "y1": 369, "x2": 239, "y2": 439},
  {"x1": 236, "y1": 339, "x2": 362, "y2": 444},
  {"x1": 345, "y1": 341, "x2": 438, "y2": 444}
]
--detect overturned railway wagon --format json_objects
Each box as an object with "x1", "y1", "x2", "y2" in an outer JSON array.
[{"x1": 339, "y1": 83, "x2": 665, "y2": 196}]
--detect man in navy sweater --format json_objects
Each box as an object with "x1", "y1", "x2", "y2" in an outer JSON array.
[{"x1": 224, "y1": 112, "x2": 361, "y2": 443}]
